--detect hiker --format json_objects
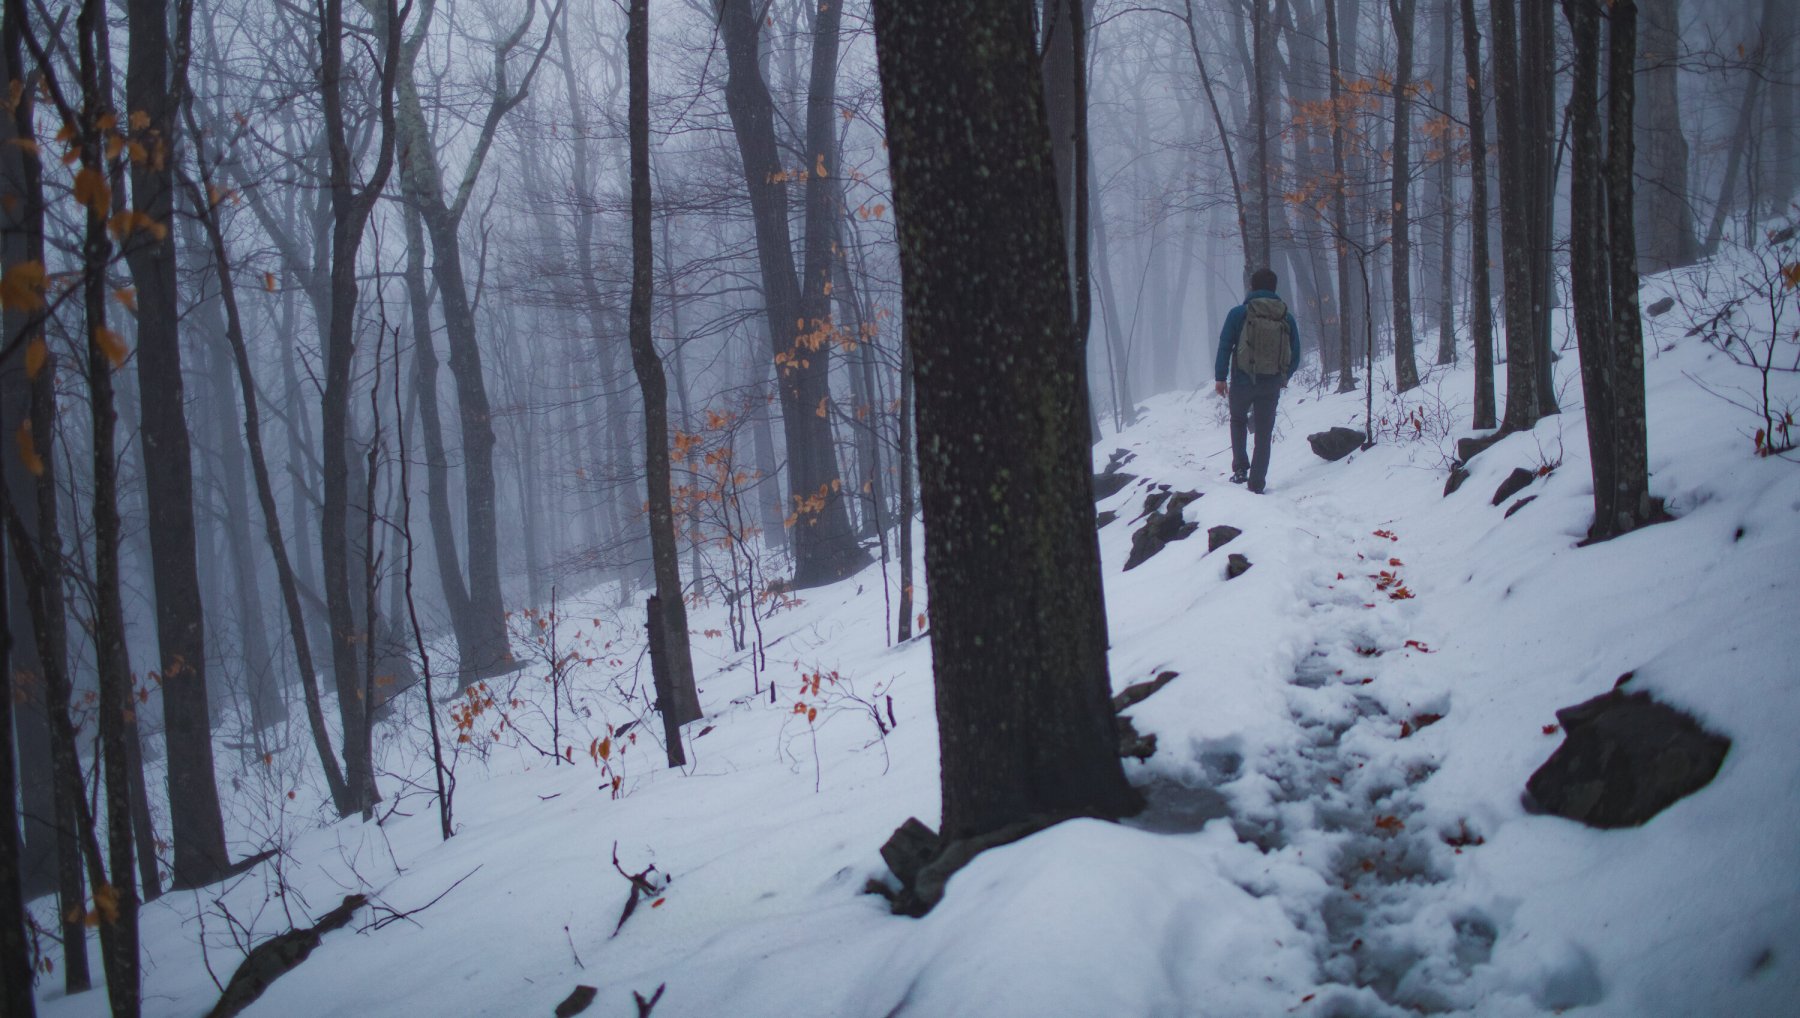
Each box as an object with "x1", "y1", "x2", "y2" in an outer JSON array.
[{"x1": 1213, "y1": 266, "x2": 1301, "y2": 494}]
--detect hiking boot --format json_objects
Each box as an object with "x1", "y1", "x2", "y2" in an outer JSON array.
[{"x1": 1229, "y1": 469, "x2": 1248, "y2": 484}]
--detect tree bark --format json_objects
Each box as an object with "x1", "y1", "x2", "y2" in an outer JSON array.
[
  {"x1": 1325, "y1": 0, "x2": 1358, "y2": 392},
  {"x1": 870, "y1": 0, "x2": 1138, "y2": 843},
  {"x1": 0, "y1": 4, "x2": 91, "y2": 987},
  {"x1": 1434, "y1": 0, "x2": 1457, "y2": 367},
  {"x1": 0, "y1": 531, "x2": 33, "y2": 1018},
  {"x1": 1461, "y1": 0, "x2": 1497, "y2": 428},
  {"x1": 1604, "y1": 0, "x2": 1652, "y2": 535},
  {"x1": 628, "y1": 0, "x2": 700, "y2": 731},
  {"x1": 124, "y1": 0, "x2": 231, "y2": 891},
  {"x1": 1490, "y1": 0, "x2": 1542, "y2": 430},
  {"x1": 1389, "y1": 0, "x2": 1422, "y2": 392}
]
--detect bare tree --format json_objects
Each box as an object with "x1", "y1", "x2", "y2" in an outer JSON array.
[
  {"x1": 1461, "y1": 0, "x2": 1496, "y2": 428},
  {"x1": 715, "y1": 0, "x2": 869, "y2": 589},
  {"x1": 317, "y1": 0, "x2": 405, "y2": 816},
  {"x1": 627, "y1": 0, "x2": 700, "y2": 736}
]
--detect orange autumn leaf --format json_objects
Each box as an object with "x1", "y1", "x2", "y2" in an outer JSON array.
[
  {"x1": 107, "y1": 209, "x2": 167, "y2": 243},
  {"x1": 15, "y1": 420, "x2": 44, "y2": 477},
  {"x1": 0, "y1": 260, "x2": 46, "y2": 310},
  {"x1": 72, "y1": 168, "x2": 110, "y2": 215},
  {"x1": 24, "y1": 338, "x2": 47, "y2": 380},
  {"x1": 113, "y1": 287, "x2": 137, "y2": 312},
  {"x1": 94, "y1": 326, "x2": 128, "y2": 368},
  {"x1": 90, "y1": 883, "x2": 119, "y2": 926}
]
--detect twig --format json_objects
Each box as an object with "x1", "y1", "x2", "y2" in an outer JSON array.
[
  {"x1": 609, "y1": 841, "x2": 664, "y2": 938},
  {"x1": 360, "y1": 865, "x2": 483, "y2": 933}
]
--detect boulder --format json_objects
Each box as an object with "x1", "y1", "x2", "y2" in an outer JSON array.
[
  {"x1": 1504, "y1": 495, "x2": 1537, "y2": 518},
  {"x1": 1123, "y1": 490, "x2": 1201, "y2": 570},
  {"x1": 1444, "y1": 463, "x2": 1470, "y2": 497},
  {"x1": 1308, "y1": 426, "x2": 1366, "y2": 462},
  {"x1": 1095, "y1": 509, "x2": 1118, "y2": 529},
  {"x1": 1207, "y1": 524, "x2": 1242, "y2": 552},
  {"x1": 1093, "y1": 470, "x2": 1137, "y2": 501},
  {"x1": 1491, "y1": 467, "x2": 1536, "y2": 506},
  {"x1": 1645, "y1": 296, "x2": 1675, "y2": 318},
  {"x1": 1225, "y1": 553, "x2": 1252, "y2": 579},
  {"x1": 1524, "y1": 686, "x2": 1730, "y2": 828},
  {"x1": 1456, "y1": 430, "x2": 1508, "y2": 465},
  {"x1": 879, "y1": 817, "x2": 941, "y2": 891}
]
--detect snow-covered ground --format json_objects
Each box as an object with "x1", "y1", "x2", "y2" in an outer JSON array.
[{"x1": 30, "y1": 246, "x2": 1800, "y2": 1017}]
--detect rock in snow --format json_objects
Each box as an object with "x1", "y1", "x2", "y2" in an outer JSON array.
[
  {"x1": 1524, "y1": 683, "x2": 1731, "y2": 828},
  {"x1": 1307, "y1": 426, "x2": 1365, "y2": 462}
]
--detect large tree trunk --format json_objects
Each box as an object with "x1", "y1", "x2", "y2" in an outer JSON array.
[
  {"x1": 1461, "y1": 0, "x2": 1498, "y2": 428},
  {"x1": 1564, "y1": 0, "x2": 1656, "y2": 542},
  {"x1": 1521, "y1": 0, "x2": 1559, "y2": 417},
  {"x1": 0, "y1": 7, "x2": 89, "y2": 989},
  {"x1": 870, "y1": 0, "x2": 1138, "y2": 844},
  {"x1": 716, "y1": 0, "x2": 868, "y2": 590},
  {"x1": 1565, "y1": 0, "x2": 1616, "y2": 534},
  {"x1": 1490, "y1": 0, "x2": 1543, "y2": 430},
  {"x1": 0, "y1": 532, "x2": 33, "y2": 1018},
  {"x1": 1389, "y1": 0, "x2": 1422, "y2": 392},
  {"x1": 125, "y1": 0, "x2": 231, "y2": 892},
  {"x1": 1603, "y1": 0, "x2": 1653, "y2": 535}
]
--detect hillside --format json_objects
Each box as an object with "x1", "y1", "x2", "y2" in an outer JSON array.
[{"x1": 31, "y1": 253, "x2": 1800, "y2": 1018}]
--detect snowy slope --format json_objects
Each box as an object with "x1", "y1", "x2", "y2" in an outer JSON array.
[{"x1": 30, "y1": 250, "x2": 1800, "y2": 1018}]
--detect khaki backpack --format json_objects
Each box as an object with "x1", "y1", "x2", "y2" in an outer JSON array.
[{"x1": 1233, "y1": 296, "x2": 1292, "y2": 376}]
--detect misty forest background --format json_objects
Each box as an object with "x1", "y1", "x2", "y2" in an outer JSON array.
[{"x1": 0, "y1": 0, "x2": 1794, "y2": 1015}]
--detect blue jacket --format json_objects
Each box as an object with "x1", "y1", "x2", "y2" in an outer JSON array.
[{"x1": 1215, "y1": 289, "x2": 1301, "y2": 383}]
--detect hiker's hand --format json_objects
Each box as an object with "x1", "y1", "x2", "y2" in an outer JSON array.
[{"x1": 1214, "y1": 381, "x2": 1227, "y2": 397}]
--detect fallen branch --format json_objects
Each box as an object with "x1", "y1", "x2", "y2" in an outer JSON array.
[
  {"x1": 610, "y1": 842, "x2": 666, "y2": 938},
  {"x1": 202, "y1": 894, "x2": 366, "y2": 1018}
]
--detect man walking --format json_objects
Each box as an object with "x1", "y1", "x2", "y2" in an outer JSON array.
[{"x1": 1213, "y1": 267, "x2": 1301, "y2": 494}]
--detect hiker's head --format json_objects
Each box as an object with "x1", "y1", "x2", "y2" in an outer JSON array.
[{"x1": 1249, "y1": 267, "x2": 1278, "y2": 292}]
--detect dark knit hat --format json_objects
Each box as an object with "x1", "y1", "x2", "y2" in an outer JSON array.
[{"x1": 1249, "y1": 267, "x2": 1278, "y2": 292}]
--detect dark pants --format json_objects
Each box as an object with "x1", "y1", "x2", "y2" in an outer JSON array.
[{"x1": 1229, "y1": 371, "x2": 1283, "y2": 492}]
